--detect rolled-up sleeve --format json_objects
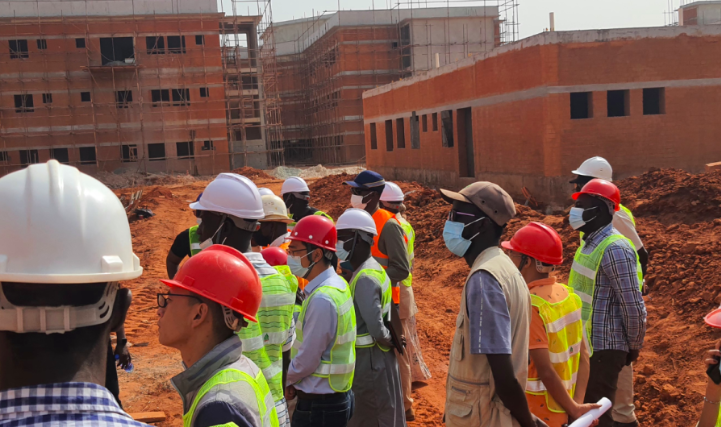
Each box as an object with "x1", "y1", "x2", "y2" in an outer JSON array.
[
  {"x1": 601, "y1": 243, "x2": 646, "y2": 350},
  {"x1": 465, "y1": 271, "x2": 512, "y2": 355},
  {"x1": 378, "y1": 221, "x2": 410, "y2": 284},
  {"x1": 286, "y1": 296, "x2": 337, "y2": 385}
]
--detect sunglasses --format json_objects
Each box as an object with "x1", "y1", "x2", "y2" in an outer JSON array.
[{"x1": 157, "y1": 293, "x2": 203, "y2": 308}]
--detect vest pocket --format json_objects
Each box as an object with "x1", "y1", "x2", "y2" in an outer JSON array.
[
  {"x1": 445, "y1": 376, "x2": 481, "y2": 426},
  {"x1": 452, "y1": 314, "x2": 465, "y2": 362}
]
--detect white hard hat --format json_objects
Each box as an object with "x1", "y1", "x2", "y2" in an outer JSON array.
[
  {"x1": 572, "y1": 156, "x2": 613, "y2": 182},
  {"x1": 261, "y1": 195, "x2": 293, "y2": 223},
  {"x1": 380, "y1": 182, "x2": 404, "y2": 202},
  {"x1": 190, "y1": 173, "x2": 264, "y2": 220},
  {"x1": 258, "y1": 187, "x2": 275, "y2": 197},
  {"x1": 281, "y1": 176, "x2": 310, "y2": 195},
  {"x1": 0, "y1": 160, "x2": 142, "y2": 334},
  {"x1": 336, "y1": 208, "x2": 377, "y2": 236}
]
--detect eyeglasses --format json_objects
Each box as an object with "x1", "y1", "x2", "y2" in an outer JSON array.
[{"x1": 157, "y1": 293, "x2": 203, "y2": 308}]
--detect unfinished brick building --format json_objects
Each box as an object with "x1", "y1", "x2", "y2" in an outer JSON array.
[
  {"x1": 362, "y1": 26, "x2": 721, "y2": 206},
  {"x1": 0, "y1": 0, "x2": 282, "y2": 177},
  {"x1": 271, "y1": 5, "x2": 514, "y2": 165}
]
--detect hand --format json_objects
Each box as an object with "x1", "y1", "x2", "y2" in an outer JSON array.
[
  {"x1": 114, "y1": 342, "x2": 132, "y2": 370},
  {"x1": 569, "y1": 402, "x2": 601, "y2": 421},
  {"x1": 626, "y1": 349, "x2": 640, "y2": 366},
  {"x1": 284, "y1": 385, "x2": 297, "y2": 401}
]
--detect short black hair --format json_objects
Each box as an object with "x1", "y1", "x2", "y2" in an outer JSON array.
[{"x1": 304, "y1": 242, "x2": 333, "y2": 265}]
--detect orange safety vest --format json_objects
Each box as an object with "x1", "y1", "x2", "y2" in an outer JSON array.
[{"x1": 372, "y1": 209, "x2": 408, "y2": 304}]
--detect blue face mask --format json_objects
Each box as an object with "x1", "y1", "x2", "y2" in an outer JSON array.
[
  {"x1": 288, "y1": 252, "x2": 313, "y2": 278},
  {"x1": 443, "y1": 218, "x2": 482, "y2": 257},
  {"x1": 336, "y1": 240, "x2": 351, "y2": 261},
  {"x1": 569, "y1": 206, "x2": 598, "y2": 230}
]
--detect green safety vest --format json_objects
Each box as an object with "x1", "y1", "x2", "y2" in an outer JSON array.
[
  {"x1": 237, "y1": 273, "x2": 295, "y2": 403},
  {"x1": 182, "y1": 368, "x2": 279, "y2": 427},
  {"x1": 292, "y1": 280, "x2": 356, "y2": 392},
  {"x1": 525, "y1": 285, "x2": 584, "y2": 413},
  {"x1": 568, "y1": 234, "x2": 642, "y2": 356},
  {"x1": 273, "y1": 265, "x2": 299, "y2": 295},
  {"x1": 288, "y1": 210, "x2": 334, "y2": 230},
  {"x1": 188, "y1": 225, "x2": 202, "y2": 257},
  {"x1": 348, "y1": 267, "x2": 392, "y2": 352},
  {"x1": 395, "y1": 214, "x2": 415, "y2": 287}
]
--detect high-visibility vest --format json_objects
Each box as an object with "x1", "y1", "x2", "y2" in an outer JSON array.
[
  {"x1": 525, "y1": 285, "x2": 584, "y2": 413},
  {"x1": 188, "y1": 225, "x2": 202, "y2": 257},
  {"x1": 371, "y1": 209, "x2": 408, "y2": 304},
  {"x1": 348, "y1": 267, "x2": 392, "y2": 352},
  {"x1": 292, "y1": 279, "x2": 356, "y2": 392},
  {"x1": 568, "y1": 233, "x2": 642, "y2": 356},
  {"x1": 273, "y1": 264, "x2": 299, "y2": 295},
  {"x1": 182, "y1": 368, "x2": 279, "y2": 427},
  {"x1": 237, "y1": 273, "x2": 295, "y2": 403},
  {"x1": 288, "y1": 210, "x2": 333, "y2": 231},
  {"x1": 395, "y1": 214, "x2": 415, "y2": 288}
]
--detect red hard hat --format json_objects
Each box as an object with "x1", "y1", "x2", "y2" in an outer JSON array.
[
  {"x1": 261, "y1": 246, "x2": 288, "y2": 267},
  {"x1": 501, "y1": 222, "x2": 564, "y2": 265},
  {"x1": 705, "y1": 308, "x2": 721, "y2": 329},
  {"x1": 160, "y1": 245, "x2": 262, "y2": 323},
  {"x1": 288, "y1": 215, "x2": 336, "y2": 251},
  {"x1": 572, "y1": 178, "x2": 621, "y2": 212}
]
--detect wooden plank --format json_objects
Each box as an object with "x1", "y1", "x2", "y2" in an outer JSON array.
[{"x1": 129, "y1": 412, "x2": 166, "y2": 423}]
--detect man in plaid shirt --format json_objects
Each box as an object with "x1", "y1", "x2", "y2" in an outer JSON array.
[
  {"x1": 568, "y1": 179, "x2": 646, "y2": 427},
  {"x1": 0, "y1": 161, "x2": 146, "y2": 426}
]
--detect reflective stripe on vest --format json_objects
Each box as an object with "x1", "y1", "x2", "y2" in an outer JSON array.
[
  {"x1": 619, "y1": 204, "x2": 636, "y2": 227},
  {"x1": 371, "y1": 209, "x2": 408, "y2": 304},
  {"x1": 274, "y1": 265, "x2": 299, "y2": 295},
  {"x1": 182, "y1": 368, "x2": 279, "y2": 427},
  {"x1": 349, "y1": 267, "x2": 392, "y2": 352},
  {"x1": 289, "y1": 210, "x2": 334, "y2": 230},
  {"x1": 525, "y1": 286, "x2": 584, "y2": 413},
  {"x1": 188, "y1": 225, "x2": 202, "y2": 257},
  {"x1": 237, "y1": 273, "x2": 294, "y2": 403},
  {"x1": 396, "y1": 214, "x2": 415, "y2": 288},
  {"x1": 292, "y1": 280, "x2": 356, "y2": 392},
  {"x1": 568, "y1": 234, "x2": 642, "y2": 356}
]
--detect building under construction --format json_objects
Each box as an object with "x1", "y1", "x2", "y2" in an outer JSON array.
[
  {"x1": 271, "y1": 1, "x2": 518, "y2": 165},
  {"x1": 0, "y1": 0, "x2": 283, "y2": 177}
]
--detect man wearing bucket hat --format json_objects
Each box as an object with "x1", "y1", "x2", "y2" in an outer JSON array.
[
  {"x1": 191, "y1": 174, "x2": 295, "y2": 427},
  {"x1": 502, "y1": 222, "x2": 598, "y2": 427},
  {"x1": 158, "y1": 244, "x2": 279, "y2": 427},
  {"x1": 0, "y1": 160, "x2": 145, "y2": 426},
  {"x1": 440, "y1": 181, "x2": 543, "y2": 427},
  {"x1": 567, "y1": 179, "x2": 646, "y2": 427}
]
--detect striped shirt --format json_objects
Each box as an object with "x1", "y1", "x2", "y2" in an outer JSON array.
[
  {"x1": 0, "y1": 382, "x2": 148, "y2": 426},
  {"x1": 583, "y1": 224, "x2": 647, "y2": 352}
]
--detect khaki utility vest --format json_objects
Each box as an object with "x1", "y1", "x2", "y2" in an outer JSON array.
[{"x1": 445, "y1": 246, "x2": 531, "y2": 427}]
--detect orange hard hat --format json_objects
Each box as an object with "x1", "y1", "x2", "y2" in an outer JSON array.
[
  {"x1": 160, "y1": 245, "x2": 262, "y2": 323},
  {"x1": 261, "y1": 246, "x2": 288, "y2": 267},
  {"x1": 288, "y1": 215, "x2": 337, "y2": 252},
  {"x1": 501, "y1": 222, "x2": 563, "y2": 265},
  {"x1": 706, "y1": 308, "x2": 721, "y2": 329},
  {"x1": 572, "y1": 178, "x2": 621, "y2": 212}
]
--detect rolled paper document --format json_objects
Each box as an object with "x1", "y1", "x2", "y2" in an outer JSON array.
[{"x1": 568, "y1": 397, "x2": 612, "y2": 427}]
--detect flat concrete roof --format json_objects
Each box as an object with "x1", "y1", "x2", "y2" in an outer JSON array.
[
  {"x1": 679, "y1": 0, "x2": 721, "y2": 9},
  {"x1": 363, "y1": 25, "x2": 721, "y2": 99}
]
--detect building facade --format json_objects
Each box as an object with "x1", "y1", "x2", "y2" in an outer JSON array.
[{"x1": 362, "y1": 26, "x2": 721, "y2": 206}]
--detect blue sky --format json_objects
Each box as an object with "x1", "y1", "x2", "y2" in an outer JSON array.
[{"x1": 264, "y1": 0, "x2": 677, "y2": 39}]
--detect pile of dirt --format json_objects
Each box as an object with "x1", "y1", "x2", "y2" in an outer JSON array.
[
  {"x1": 232, "y1": 167, "x2": 274, "y2": 181},
  {"x1": 96, "y1": 171, "x2": 202, "y2": 189}
]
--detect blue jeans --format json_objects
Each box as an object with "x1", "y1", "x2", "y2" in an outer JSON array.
[{"x1": 291, "y1": 390, "x2": 355, "y2": 427}]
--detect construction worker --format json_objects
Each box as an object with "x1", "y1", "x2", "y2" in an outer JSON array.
[
  {"x1": 252, "y1": 195, "x2": 294, "y2": 251},
  {"x1": 280, "y1": 176, "x2": 333, "y2": 228},
  {"x1": 570, "y1": 157, "x2": 648, "y2": 427},
  {"x1": 191, "y1": 173, "x2": 295, "y2": 427},
  {"x1": 502, "y1": 222, "x2": 599, "y2": 427},
  {"x1": 700, "y1": 339, "x2": 721, "y2": 427},
  {"x1": 166, "y1": 193, "x2": 204, "y2": 278},
  {"x1": 380, "y1": 182, "x2": 431, "y2": 390},
  {"x1": 158, "y1": 244, "x2": 279, "y2": 427},
  {"x1": 336, "y1": 208, "x2": 405, "y2": 427},
  {"x1": 285, "y1": 215, "x2": 356, "y2": 427},
  {"x1": 344, "y1": 171, "x2": 413, "y2": 419},
  {"x1": 568, "y1": 179, "x2": 646, "y2": 427},
  {"x1": 0, "y1": 160, "x2": 145, "y2": 425},
  {"x1": 440, "y1": 182, "x2": 545, "y2": 427}
]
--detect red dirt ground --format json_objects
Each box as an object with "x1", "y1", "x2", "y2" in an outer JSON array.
[{"x1": 117, "y1": 169, "x2": 721, "y2": 427}]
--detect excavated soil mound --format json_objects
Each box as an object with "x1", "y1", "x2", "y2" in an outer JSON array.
[{"x1": 231, "y1": 166, "x2": 274, "y2": 181}]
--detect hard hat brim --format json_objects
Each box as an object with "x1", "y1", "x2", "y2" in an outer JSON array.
[
  {"x1": 160, "y1": 279, "x2": 258, "y2": 323},
  {"x1": 259, "y1": 215, "x2": 294, "y2": 224},
  {"x1": 571, "y1": 191, "x2": 620, "y2": 212},
  {"x1": 705, "y1": 308, "x2": 721, "y2": 329}
]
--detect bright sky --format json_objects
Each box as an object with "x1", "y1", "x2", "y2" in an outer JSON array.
[{"x1": 264, "y1": 0, "x2": 676, "y2": 39}]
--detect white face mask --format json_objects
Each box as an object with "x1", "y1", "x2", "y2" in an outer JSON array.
[
  {"x1": 196, "y1": 218, "x2": 202, "y2": 226},
  {"x1": 351, "y1": 194, "x2": 367, "y2": 210},
  {"x1": 199, "y1": 218, "x2": 225, "y2": 250}
]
